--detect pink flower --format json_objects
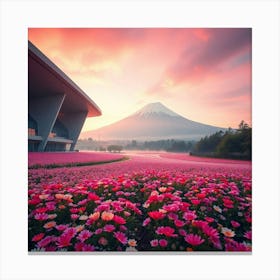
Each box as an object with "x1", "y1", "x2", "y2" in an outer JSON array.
[
  {"x1": 159, "y1": 239, "x2": 168, "y2": 247},
  {"x1": 34, "y1": 213, "x2": 48, "y2": 221},
  {"x1": 95, "y1": 228, "x2": 103, "y2": 235},
  {"x1": 205, "y1": 217, "x2": 214, "y2": 223},
  {"x1": 174, "y1": 219, "x2": 185, "y2": 227},
  {"x1": 120, "y1": 225, "x2": 127, "y2": 232},
  {"x1": 104, "y1": 224, "x2": 116, "y2": 232},
  {"x1": 55, "y1": 224, "x2": 68, "y2": 231},
  {"x1": 63, "y1": 227, "x2": 77, "y2": 238},
  {"x1": 202, "y1": 225, "x2": 219, "y2": 240},
  {"x1": 98, "y1": 237, "x2": 108, "y2": 246},
  {"x1": 183, "y1": 211, "x2": 197, "y2": 221},
  {"x1": 114, "y1": 231, "x2": 128, "y2": 245},
  {"x1": 56, "y1": 233, "x2": 73, "y2": 248},
  {"x1": 185, "y1": 234, "x2": 205, "y2": 246},
  {"x1": 167, "y1": 213, "x2": 178, "y2": 220},
  {"x1": 142, "y1": 218, "x2": 151, "y2": 226},
  {"x1": 225, "y1": 240, "x2": 251, "y2": 251},
  {"x1": 77, "y1": 230, "x2": 93, "y2": 242},
  {"x1": 74, "y1": 242, "x2": 84, "y2": 251},
  {"x1": 113, "y1": 215, "x2": 126, "y2": 225},
  {"x1": 156, "y1": 226, "x2": 177, "y2": 237},
  {"x1": 37, "y1": 236, "x2": 53, "y2": 248},
  {"x1": 231, "y1": 220, "x2": 240, "y2": 228},
  {"x1": 71, "y1": 214, "x2": 79, "y2": 220},
  {"x1": 244, "y1": 230, "x2": 252, "y2": 240},
  {"x1": 81, "y1": 244, "x2": 95, "y2": 251},
  {"x1": 178, "y1": 229, "x2": 187, "y2": 237},
  {"x1": 150, "y1": 239, "x2": 159, "y2": 247}
]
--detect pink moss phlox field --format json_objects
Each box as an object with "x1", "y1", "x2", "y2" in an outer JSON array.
[
  {"x1": 28, "y1": 153, "x2": 252, "y2": 252},
  {"x1": 159, "y1": 152, "x2": 252, "y2": 165},
  {"x1": 28, "y1": 152, "x2": 124, "y2": 168}
]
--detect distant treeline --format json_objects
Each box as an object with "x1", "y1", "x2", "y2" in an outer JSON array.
[
  {"x1": 191, "y1": 121, "x2": 251, "y2": 160},
  {"x1": 76, "y1": 138, "x2": 195, "y2": 153},
  {"x1": 76, "y1": 121, "x2": 251, "y2": 160},
  {"x1": 125, "y1": 139, "x2": 195, "y2": 152}
]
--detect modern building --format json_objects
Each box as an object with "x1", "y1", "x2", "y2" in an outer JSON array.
[{"x1": 28, "y1": 41, "x2": 101, "y2": 152}]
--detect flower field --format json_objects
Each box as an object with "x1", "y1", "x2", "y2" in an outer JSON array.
[
  {"x1": 28, "y1": 152, "x2": 252, "y2": 252},
  {"x1": 28, "y1": 151, "x2": 125, "y2": 169},
  {"x1": 159, "y1": 152, "x2": 252, "y2": 165}
]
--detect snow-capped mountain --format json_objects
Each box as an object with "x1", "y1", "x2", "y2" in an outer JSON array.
[
  {"x1": 80, "y1": 102, "x2": 226, "y2": 140},
  {"x1": 132, "y1": 102, "x2": 181, "y2": 118}
]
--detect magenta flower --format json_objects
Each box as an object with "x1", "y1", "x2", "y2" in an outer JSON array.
[
  {"x1": 183, "y1": 211, "x2": 197, "y2": 221},
  {"x1": 37, "y1": 236, "x2": 54, "y2": 248},
  {"x1": 244, "y1": 230, "x2": 252, "y2": 240},
  {"x1": 178, "y1": 229, "x2": 187, "y2": 237},
  {"x1": 63, "y1": 227, "x2": 77, "y2": 238},
  {"x1": 81, "y1": 244, "x2": 95, "y2": 251},
  {"x1": 150, "y1": 239, "x2": 159, "y2": 247},
  {"x1": 74, "y1": 242, "x2": 84, "y2": 251},
  {"x1": 95, "y1": 228, "x2": 103, "y2": 235},
  {"x1": 156, "y1": 226, "x2": 177, "y2": 237},
  {"x1": 71, "y1": 214, "x2": 79, "y2": 220},
  {"x1": 34, "y1": 213, "x2": 48, "y2": 221},
  {"x1": 77, "y1": 230, "x2": 93, "y2": 242},
  {"x1": 231, "y1": 220, "x2": 240, "y2": 228},
  {"x1": 174, "y1": 219, "x2": 185, "y2": 227},
  {"x1": 114, "y1": 231, "x2": 128, "y2": 245},
  {"x1": 113, "y1": 215, "x2": 126, "y2": 225},
  {"x1": 185, "y1": 234, "x2": 205, "y2": 246},
  {"x1": 142, "y1": 218, "x2": 151, "y2": 227},
  {"x1": 159, "y1": 239, "x2": 168, "y2": 247},
  {"x1": 56, "y1": 233, "x2": 73, "y2": 248},
  {"x1": 55, "y1": 224, "x2": 68, "y2": 231},
  {"x1": 103, "y1": 224, "x2": 115, "y2": 232}
]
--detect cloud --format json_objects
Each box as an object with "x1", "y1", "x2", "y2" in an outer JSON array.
[
  {"x1": 28, "y1": 28, "x2": 252, "y2": 129},
  {"x1": 145, "y1": 28, "x2": 251, "y2": 96}
]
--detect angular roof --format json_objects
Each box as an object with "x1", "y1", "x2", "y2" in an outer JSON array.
[{"x1": 28, "y1": 41, "x2": 102, "y2": 117}]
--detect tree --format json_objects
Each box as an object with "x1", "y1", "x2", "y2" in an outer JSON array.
[{"x1": 107, "y1": 145, "x2": 123, "y2": 153}]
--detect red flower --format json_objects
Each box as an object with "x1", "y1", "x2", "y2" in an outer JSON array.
[
  {"x1": 113, "y1": 215, "x2": 126, "y2": 225},
  {"x1": 88, "y1": 192, "x2": 100, "y2": 201},
  {"x1": 148, "y1": 211, "x2": 165, "y2": 220},
  {"x1": 190, "y1": 199, "x2": 200, "y2": 205},
  {"x1": 196, "y1": 193, "x2": 206, "y2": 199},
  {"x1": 32, "y1": 233, "x2": 45, "y2": 242}
]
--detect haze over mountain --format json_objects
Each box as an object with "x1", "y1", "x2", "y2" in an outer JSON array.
[{"x1": 80, "y1": 102, "x2": 226, "y2": 141}]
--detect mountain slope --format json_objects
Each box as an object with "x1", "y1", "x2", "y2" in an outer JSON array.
[{"x1": 80, "y1": 102, "x2": 226, "y2": 140}]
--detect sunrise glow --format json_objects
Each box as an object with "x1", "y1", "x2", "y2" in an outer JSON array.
[{"x1": 28, "y1": 28, "x2": 251, "y2": 131}]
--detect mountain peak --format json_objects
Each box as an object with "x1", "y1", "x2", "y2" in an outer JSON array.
[{"x1": 133, "y1": 102, "x2": 180, "y2": 117}]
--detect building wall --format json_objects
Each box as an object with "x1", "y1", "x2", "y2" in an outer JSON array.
[
  {"x1": 28, "y1": 41, "x2": 101, "y2": 152},
  {"x1": 28, "y1": 94, "x2": 88, "y2": 152}
]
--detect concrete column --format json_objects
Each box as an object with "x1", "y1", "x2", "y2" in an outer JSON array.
[
  {"x1": 28, "y1": 93, "x2": 65, "y2": 151},
  {"x1": 60, "y1": 111, "x2": 87, "y2": 151}
]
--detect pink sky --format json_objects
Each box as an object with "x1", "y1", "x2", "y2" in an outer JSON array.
[{"x1": 28, "y1": 28, "x2": 251, "y2": 131}]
